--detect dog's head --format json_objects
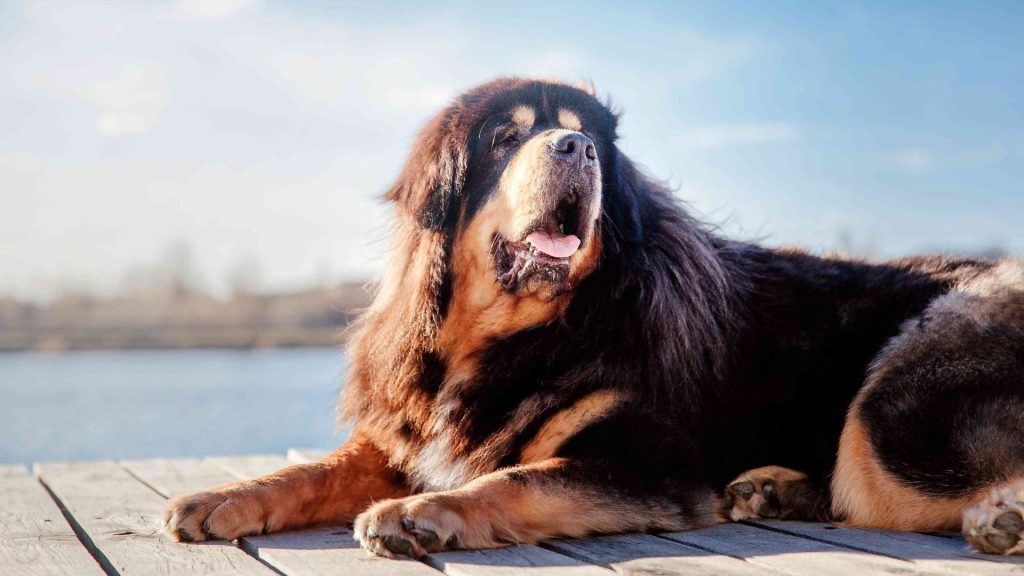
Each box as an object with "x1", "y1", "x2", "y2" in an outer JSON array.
[
  {"x1": 389, "y1": 78, "x2": 639, "y2": 298},
  {"x1": 456, "y1": 86, "x2": 610, "y2": 299},
  {"x1": 379, "y1": 78, "x2": 647, "y2": 357}
]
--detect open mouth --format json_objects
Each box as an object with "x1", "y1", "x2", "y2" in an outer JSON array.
[{"x1": 493, "y1": 195, "x2": 583, "y2": 292}]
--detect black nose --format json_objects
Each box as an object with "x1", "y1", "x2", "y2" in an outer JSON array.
[{"x1": 550, "y1": 132, "x2": 597, "y2": 163}]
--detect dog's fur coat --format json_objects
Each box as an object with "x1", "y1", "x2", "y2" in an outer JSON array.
[{"x1": 163, "y1": 78, "x2": 1024, "y2": 557}]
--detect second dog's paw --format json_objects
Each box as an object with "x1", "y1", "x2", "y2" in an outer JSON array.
[
  {"x1": 721, "y1": 465, "x2": 824, "y2": 522},
  {"x1": 162, "y1": 487, "x2": 268, "y2": 543},
  {"x1": 964, "y1": 482, "x2": 1024, "y2": 555}
]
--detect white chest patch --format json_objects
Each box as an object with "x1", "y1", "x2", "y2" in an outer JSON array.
[
  {"x1": 410, "y1": 429, "x2": 472, "y2": 492},
  {"x1": 409, "y1": 398, "x2": 474, "y2": 492}
]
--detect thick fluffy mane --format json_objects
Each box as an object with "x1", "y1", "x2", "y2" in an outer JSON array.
[
  {"x1": 567, "y1": 154, "x2": 745, "y2": 414},
  {"x1": 339, "y1": 110, "x2": 458, "y2": 433}
]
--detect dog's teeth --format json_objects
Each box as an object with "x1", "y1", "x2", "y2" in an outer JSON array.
[{"x1": 559, "y1": 223, "x2": 565, "y2": 234}]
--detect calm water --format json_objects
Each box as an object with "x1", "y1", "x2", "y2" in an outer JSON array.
[{"x1": 0, "y1": 348, "x2": 348, "y2": 465}]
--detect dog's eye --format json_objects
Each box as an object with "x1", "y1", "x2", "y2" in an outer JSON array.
[{"x1": 494, "y1": 126, "x2": 521, "y2": 148}]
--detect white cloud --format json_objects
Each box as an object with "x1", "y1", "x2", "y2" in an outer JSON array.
[
  {"x1": 49, "y1": 55, "x2": 170, "y2": 137},
  {"x1": 895, "y1": 148, "x2": 935, "y2": 174},
  {"x1": 173, "y1": 0, "x2": 258, "y2": 22},
  {"x1": 678, "y1": 123, "x2": 799, "y2": 150}
]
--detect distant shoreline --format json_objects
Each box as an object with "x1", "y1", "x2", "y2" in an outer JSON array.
[
  {"x1": 0, "y1": 283, "x2": 371, "y2": 354},
  {"x1": 0, "y1": 343, "x2": 344, "y2": 355},
  {"x1": 0, "y1": 328, "x2": 349, "y2": 353}
]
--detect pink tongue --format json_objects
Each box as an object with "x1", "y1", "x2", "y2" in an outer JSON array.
[{"x1": 525, "y1": 230, "x2": 581, "y2": 258}]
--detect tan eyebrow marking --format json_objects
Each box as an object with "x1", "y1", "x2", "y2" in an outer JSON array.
[
  {"x1": 557, "y1": 109, "x2": 582, "y2": 131},
  {"x1": 512, "y1": 105, "x2": 536, "y2": 127}
]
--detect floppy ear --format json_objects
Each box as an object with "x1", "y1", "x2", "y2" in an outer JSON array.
[
  {"x1": 385, "y1": 111, "x2": 468, "y2": 231},
  {"x1": 342, "y1": 109, "x2": 470, "y2": 422},
  {"x1": 603, "y1": 150, "x2": 646, "y2": 247},
  {"x1": 378, "y1": 109, "x2": 468, "y2": 351}
]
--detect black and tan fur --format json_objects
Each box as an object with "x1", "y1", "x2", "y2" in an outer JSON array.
[{"x1": 163, "y1": 78, "x2": 1024, "y2": 557}]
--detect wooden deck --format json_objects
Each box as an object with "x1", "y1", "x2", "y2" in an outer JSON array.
[{"x1": 3, "y1": 449, "x2": 1021, "y2": 575}]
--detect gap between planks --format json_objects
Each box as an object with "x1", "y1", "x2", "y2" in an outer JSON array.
[
  {"x1": 34, "y1": 460, "x2": 277, "y2": 575},
  {"x1": 0, "y1": 464, "x2": 106, "y2": 576}
]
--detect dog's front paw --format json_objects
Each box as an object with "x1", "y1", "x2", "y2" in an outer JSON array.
[
  {"x1": 964, "y1": 481, "x2": 1024, "y2": 555},
  {"x1": 354, "y1": 495, "x2": 470, "y2": 558},
  {"x1": 163, "y1": 487, "x2": 269, "y2": 542},
  {"x1": 721, "y1": 465, "x2": 823, "y2": 522}
]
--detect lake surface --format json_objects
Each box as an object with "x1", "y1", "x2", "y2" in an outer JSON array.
[{"x1": 0, "y1": 348, "x2": 348, "y2": 465}]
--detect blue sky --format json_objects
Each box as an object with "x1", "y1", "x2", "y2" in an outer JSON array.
[{"x1": 1, "y1": 0, "x2": 1021, "y2": 300}]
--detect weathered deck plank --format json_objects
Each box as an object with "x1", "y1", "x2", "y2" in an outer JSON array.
[
  {"x1": 754, "y1": 520, "x2": 1024, "y2": 575},
  {"x1": 545, "y1": 533, "x2": 780, "y2": 576},
  {"x1": 425, "y1": 545, "x2": 613, "y2": 576},
  {"x1": 0, "y1": 464, "x2": 30, "y2": 477},
  {"x1": 35, "y1": 461, "x2": 277, "y2": 575},
  {"x1": 0, "y1": 465, "x2": 105, "y2": 576},
  {"x1": 663, "y1": 522, "x2": 949, "y2": 576},
  {"x1": 205, "y1": 454, "x2": 292, "y2": 480},
  {"x1": 122, "y1": 457, "x2": 239, "y2": 498}
]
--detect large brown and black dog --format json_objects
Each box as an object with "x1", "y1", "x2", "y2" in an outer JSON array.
[{"x1": 163, "y1": 78, "x2": 1024, "y2": 557}]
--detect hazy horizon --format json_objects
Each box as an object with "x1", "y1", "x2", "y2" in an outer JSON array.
[{"x1": 3, "y1": 0, "x2": 1022, "y2": 303}]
